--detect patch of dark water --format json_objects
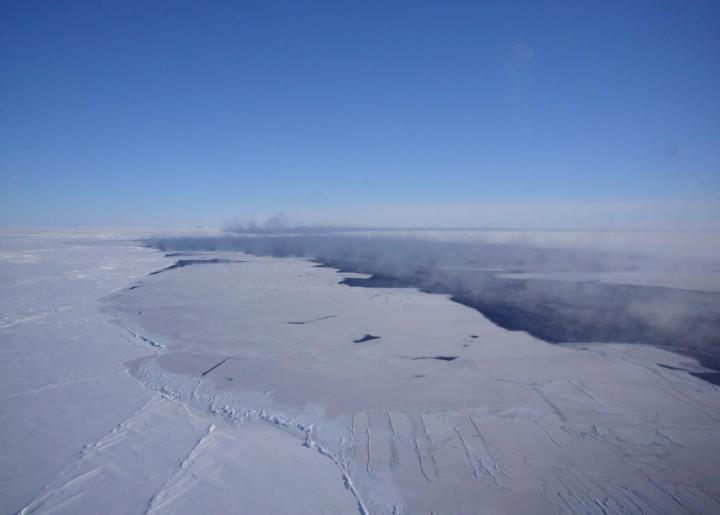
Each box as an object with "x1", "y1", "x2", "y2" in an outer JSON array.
[
  {"x1": 140, "y1": 236, "x2": 720, "y2": 372},
  {"x1": 340, "y1": 271, "x2": 720, "y2": 372},
  {"x1": 354, "y1": 334, "x2": 381, "y2": 343},
  {"x1": 658, "y1": 363, "x2": 720, "y2": 386},
  {"x1": 658, "y1": 363, "x2": 685, "y2": 371},
  {"x1": 341, "y1": 275, "x2": 414, "y2": 288},
  {"x1": 690, "y1": 372, "x2": 720, "y2": 385}
]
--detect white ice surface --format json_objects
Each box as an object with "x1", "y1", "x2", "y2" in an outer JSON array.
[
  {"x1": 0, "y1": 229, "x2": 167, "y2": 513},
  {"x1": 2, "y1": 229, "x2": 720, "y2": 514}
]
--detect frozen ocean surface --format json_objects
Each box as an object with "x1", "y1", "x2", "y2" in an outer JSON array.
[{"x1": 2, "y1": 228, "x2": 720, "y2": 514}]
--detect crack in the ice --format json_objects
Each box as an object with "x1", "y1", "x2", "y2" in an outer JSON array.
[
  {"x1": 453, "y1": 425, "x2": 480, "y2": 479},
  {"x1": 200, "y1": 357, "x2": 230, "y2": 376},
  {"x1": 149, "y1": 259, "x2": 246, "y2": 276},
  {"x1": 286, "y1": 314, "x2": 338, "y2": 325},
  {"x1": 387, "y1": 410, "x2": 399, "y2": 473},
  {"x1": 0, "y1": 371, "x2": 126, "y2": 401},
  {"x1": 144, "y1": 422, "x2": 216, "y2": 514},
  {"x1": 410, "y1": 413, "x2": 434, "y2": 483},
  {"x1": 410, "y1": 355, "x2": 458, "y2": 362},
  {"x1": 135, "y1": 369, "x2": 370, "y2": 515}
]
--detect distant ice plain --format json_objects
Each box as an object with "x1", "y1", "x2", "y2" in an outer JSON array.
[{"x1": 2, "y1": 228, "x2": 720, "y2": 514}]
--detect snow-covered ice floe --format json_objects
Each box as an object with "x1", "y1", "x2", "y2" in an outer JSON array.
[{"x1": 2, "y1": 229, "x2": 720, "y2": 514}]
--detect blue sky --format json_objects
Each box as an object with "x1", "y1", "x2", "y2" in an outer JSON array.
[{"x1": 1, "y1": 1, "x2": 719, "y2": 228}]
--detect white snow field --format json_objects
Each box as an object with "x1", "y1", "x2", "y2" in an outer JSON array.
[{"x1": 2, "y1": 229, "x2": 720, "y2": 514}]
